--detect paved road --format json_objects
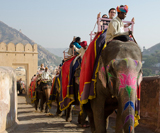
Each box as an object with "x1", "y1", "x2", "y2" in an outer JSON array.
[{"x1": 12, "y1": 95, "x2": 155, "y2": 133}]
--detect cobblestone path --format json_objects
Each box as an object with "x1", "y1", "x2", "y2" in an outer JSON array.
[{"x1": 12, "y1": 96, "x2": 155, "y2": 133}]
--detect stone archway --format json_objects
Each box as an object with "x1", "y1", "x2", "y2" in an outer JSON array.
[{"x1": 12, "y1": 64, "x2": 28, "y2": 92}]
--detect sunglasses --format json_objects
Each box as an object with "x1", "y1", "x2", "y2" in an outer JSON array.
[{"x1": 111, "y1": 12, "x2": 116, "y2": 14}]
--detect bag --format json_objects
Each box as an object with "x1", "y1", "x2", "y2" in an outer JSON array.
[{"x1": 68, "y1": 47, "x2": 73, "y2": 55}]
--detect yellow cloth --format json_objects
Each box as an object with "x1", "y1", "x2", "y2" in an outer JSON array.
[
  {"x1": 105, "y1": 16, "x2": 129, "y2": 44},
  {"x1": 134, "y1": 113, "x2": 140, "y2": 127},
  {"x1": 73, "y1": 45, "x2": 86, "y2": 58}
]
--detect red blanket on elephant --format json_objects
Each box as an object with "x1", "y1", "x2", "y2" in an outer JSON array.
[
  {"x1": 59, "y1": 56, "x2": 76, "y2": 111},
  {"x1": 29, "y1": 77, "x2": 37, "y2": 103},
  {"x1": 29, "y1": 81, "x2": 34, "y2": 98},
  {"x1": 79, "y1": 30, "x2": 106, "y2": 105}
]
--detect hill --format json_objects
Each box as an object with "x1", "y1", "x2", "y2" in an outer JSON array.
[
  {"x1": 0, "y1": 21, "x2": 62, "y2": 67},
  {"x1": 143, "y1": 43, "x2": 160, "y2": 55}
]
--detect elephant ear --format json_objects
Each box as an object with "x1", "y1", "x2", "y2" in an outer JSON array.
[
  {"x1": 98, "y1": 61, "x2": 107, "y2": 88},
  {"x1": 137, "y1": 69, "x2": 143, "y2": 86}
]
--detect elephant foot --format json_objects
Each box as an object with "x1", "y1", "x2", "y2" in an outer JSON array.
[
  {"x1": 57, "y1": 112, "x2": 63, "y2": 117},
  {"x1": 80, "y1": 124, "x2": 90, "y2": 128},
  {"x1": 66, "y1": 119, "x2": 72, "y2": 122},
  {"x1": 46, "y1": 113, "x2": 54, "y2": 116},
  {"x1": 66, "y1": 118, "x2": 72, "y2": 122},
  {"x1": 80, "y1": 121, "x2": 90, "y2": 128}
]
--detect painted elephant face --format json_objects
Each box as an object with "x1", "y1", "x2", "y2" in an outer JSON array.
[
  {"x1": 99, "y1": 58, "x2": 142, "y2": 99},
  {"x1": 107, "y1": 58, "x2": 142, "y2": 98},
  {"x1": 98, "y1": 58, "x2": 142, "y2": 132}
]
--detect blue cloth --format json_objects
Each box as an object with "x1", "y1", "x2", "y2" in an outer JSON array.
[{"x1": 73, "y1": 42, "x2": 81, "y2": 49}]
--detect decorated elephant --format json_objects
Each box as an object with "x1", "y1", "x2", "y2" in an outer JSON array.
[
  {"x1": 48, "y1": 75, "x2": 67, "y2": 117},
  {"x1": 82, "y1": 40, "x2": 142, "y2": 133},
  {"x1": 35, "y1": 73, "x2": 52, "y2": 113},
  {"x1": 48, "y1": 59, "x2": 88, "y2": 127},
  {"x1": 65, "y1": 59, "x2": 89, "y2": 127}
]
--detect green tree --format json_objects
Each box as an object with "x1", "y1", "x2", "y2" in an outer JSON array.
[
  {"x1": 143, "y1": 55, "x2": 158, "y2": 68},
  {"x1": 143, "y1": 68, "x2": 152, "y2": 76}
]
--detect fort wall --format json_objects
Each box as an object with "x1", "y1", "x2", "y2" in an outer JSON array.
[{"x1": 0, "y1": 42, "x2": 38, "y2": 94}]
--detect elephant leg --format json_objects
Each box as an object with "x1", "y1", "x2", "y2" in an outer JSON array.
[
  {"x1": 91, "y1": 97, "x2": 106, "y2": 133},
  {"x1": 83, "y1": 102, "x2": 95, "y2": 132},
  {"x1": 64, "y1": 110, "x2": 66, "y2": 116},
  {"x1": 78, "y1": 105, "x2": 88, "y2": 125},
  {"x1": 40, "y1": 100, "x2": 43, "y2": 112},
  {"x1": 45, "y1": 88, "x2": 50, "y2": 113},
  {"x1": 115, "y1": 109, "x2": 123, "y2": 133},
  {"x1": 56, "y1": 92, "x2": 62, "y2": 116},
  {"x1": 40, "y1": 94, "x2": 45, "y2": 112},
  {"x1": 45, "y1": 101, "x2": 48, "y2": 113},
  {"x1": 35, "y1": 91, "x2": 39, "y2": 111},
  {"x1": 104, "y1": 105, "x2": 117, "y2": 131},
  {"x1": 66, "y1": 105, "x2": 72, "y2": 122}
]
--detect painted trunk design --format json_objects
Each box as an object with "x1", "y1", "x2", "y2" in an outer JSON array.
[
  {"x1": 104, "y1": 58, "x2": 142, "y2": 133},
  {"x1": 118, "y1": 71, "x2": 137, "y2": 132}
]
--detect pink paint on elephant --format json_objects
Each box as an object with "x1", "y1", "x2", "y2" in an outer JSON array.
[
  {"x1": 119, "y1": 73, "x2": 136, "y2": 92},
  {"x1": 101, "y1": 66, "x2": 105, "y2": 72}
]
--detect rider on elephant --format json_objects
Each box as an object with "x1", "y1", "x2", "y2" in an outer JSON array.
[
  {"x1": 35, "y1": 67, "x2": 52, "y2": 113},
  {"x1": 105, "y1": 5, "x2": 134, "y2": 44},
  {"x1": 74, "y1": 41, "x2": 88, "y2": 59},
  {"x1": 72, "y1": 41, "x2": 88, "y2": 65},
  {"x1": 40, "y1": 63, "x2": 45, "y2": 70},
  {"x1": 37, "y1": 63, "x2": 45, "y2": 75},
  {"x1": 41, "y1": 67, "x2": 52, "y2": 80}
]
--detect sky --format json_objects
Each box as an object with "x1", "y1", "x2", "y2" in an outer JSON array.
[{"x1": 0, "y1": 0, "x2": 160, "y2": 50}]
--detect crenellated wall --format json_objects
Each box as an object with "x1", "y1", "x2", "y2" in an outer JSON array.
[
  {"x1": 0, "y1": 42, "x2": 38, "y2": 94},
  {"x1": 0, "y1": 42, "x2": 37, "y2": 52},
  {"x1": 0, "y1": 67, "x2": 17, "y2": 132}
]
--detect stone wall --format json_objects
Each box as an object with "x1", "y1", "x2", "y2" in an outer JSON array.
[
  {"x1": 0, "y1": 67, "x2": 17, "y2": 132},
  {"x1": 0, "y1": 42, "x2": 38, "y2": 94},
  {"x1": 140, "y1": 76, "x2": 160, "y2": 132}
]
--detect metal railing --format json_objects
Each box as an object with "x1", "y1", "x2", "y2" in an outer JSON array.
[
  {"x1": 63, "y1": 47, "x2": 75, "y2": 61},
  {"x1": 90, "y1": 18, "x2": 134, "y2": 42}
]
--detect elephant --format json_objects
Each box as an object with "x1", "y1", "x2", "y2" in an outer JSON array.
[
  {"x1": 55, "y1": 76, "x2": 63, "y2": 116},
  {"x1": 65, "y1": 61, "x2": 89, "y2": 127},
  {"x1": 52, "y1": 64, "x2": 88, "y2": 127},
  {"x1": 35, "y1": 79, "x2": 52, "y2": 113},
  {"x1": 47, "y1": 75, "x2": 66, "y2": 116},
  {"x1": 83, "y1": 40, "x2": 142, "y2": 133}
]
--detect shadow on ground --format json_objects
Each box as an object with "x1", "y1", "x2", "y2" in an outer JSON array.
[{"x1": 12, "y1": 95, "x2": 155, "y2": 133}]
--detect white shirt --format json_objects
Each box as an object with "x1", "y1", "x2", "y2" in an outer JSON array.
[
  {"x1": 41, "y1": 72, "x2": 50, "y2": 80},
  {"x1": 105, "y1": 16, "x2": 129, "y2": 44}
]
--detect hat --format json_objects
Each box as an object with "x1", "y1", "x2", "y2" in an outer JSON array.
[
  {"x1": 116, "y1": 5, "x2": 128, "y2": 13},
  {"x1": 80, "y1": 41, "x2": 87, "y2": 47}
]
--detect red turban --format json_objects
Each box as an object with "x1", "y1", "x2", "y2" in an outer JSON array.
[
  {"x1": 116, "y1": 5, "x2": 128, "y2": 13},
  {"x1": 80, "y1": 41, "x2": 87, "y2": 48}
]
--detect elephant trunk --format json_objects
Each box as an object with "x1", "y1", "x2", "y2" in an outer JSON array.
[
  {"x1": 116, "y1": 70, "x2": 137, "y2": 133},
  {"x1": 107, "y1": 58, "x2": 142, "y2": 133}
]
